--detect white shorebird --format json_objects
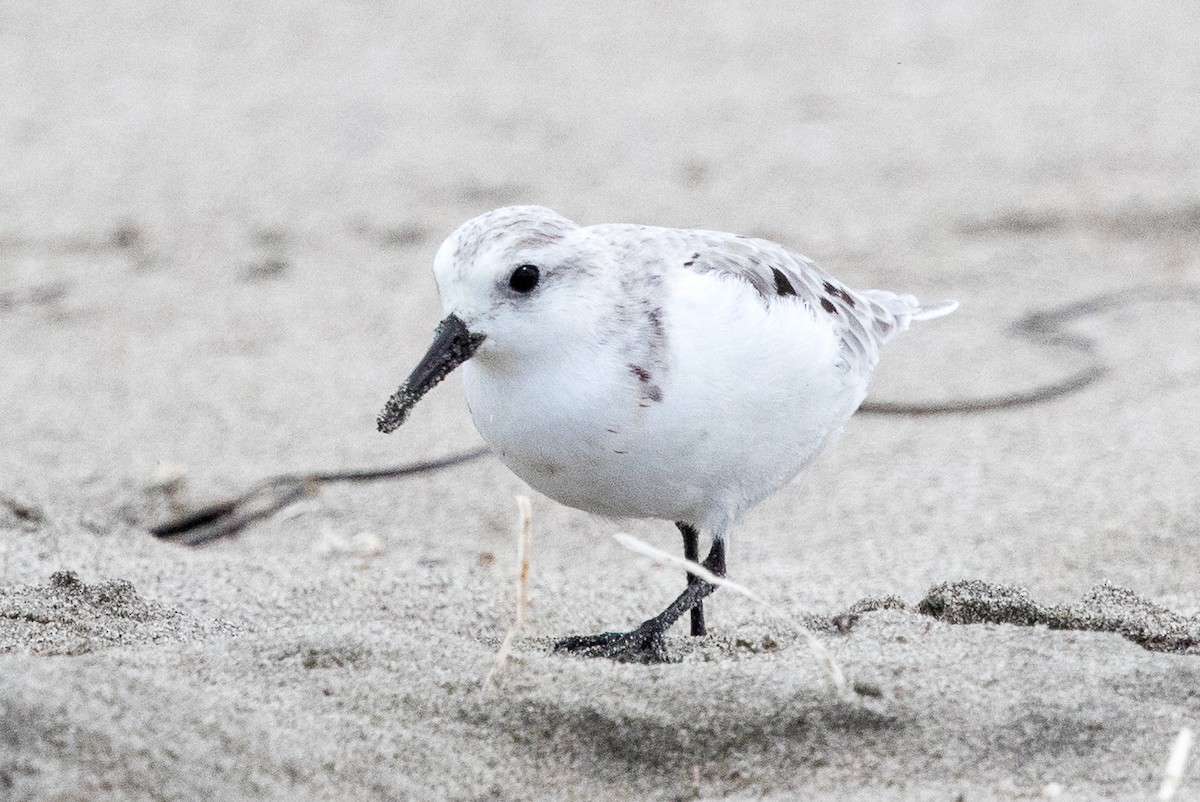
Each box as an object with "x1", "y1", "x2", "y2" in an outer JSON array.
[{"x1": 379, "y1": 205, "x2": 955, "y2": 663}]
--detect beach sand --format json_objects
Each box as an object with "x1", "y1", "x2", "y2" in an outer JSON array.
[{"x1": 3, "y1": 2, "x2": 1200, "y2": 798}]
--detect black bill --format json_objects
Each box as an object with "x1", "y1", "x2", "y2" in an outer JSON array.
[{"x1": 377, "y1": 314, "x2": 485, "y2": 433}]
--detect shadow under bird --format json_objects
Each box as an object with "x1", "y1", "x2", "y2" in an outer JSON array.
[{"x1": 379, "y1": 205, "x2": 955, "y2": 663}]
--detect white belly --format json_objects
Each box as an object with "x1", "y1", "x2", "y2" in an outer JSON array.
[{"x1": 461, "y1": 272, "x2": 868, "y2": 536}]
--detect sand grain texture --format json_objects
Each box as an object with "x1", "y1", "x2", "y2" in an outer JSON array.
[{"x1": 3, "y1": 1, "x2": 1200, "y2": 799}]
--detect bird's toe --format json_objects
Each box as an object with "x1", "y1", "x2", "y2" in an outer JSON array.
[{"x1": 552, "y1": 623, "x2": 670, "y2": 664}]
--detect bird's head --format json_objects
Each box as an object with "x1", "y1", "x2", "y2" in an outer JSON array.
[{"x1": 377, "y1": 205, "x2": 615, "y2": 433}]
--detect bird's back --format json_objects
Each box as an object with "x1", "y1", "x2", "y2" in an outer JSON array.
[{"x1": 590, "y1": 223, "x2": 956, "y2": 374}]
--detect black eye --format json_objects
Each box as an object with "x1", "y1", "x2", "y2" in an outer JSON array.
[{"x1": 508, "y1": 264, "x2": 540, "y2": 293}]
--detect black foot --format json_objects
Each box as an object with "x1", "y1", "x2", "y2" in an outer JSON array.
[
  {"x1": 553, "y1": 622, "x2": 670, "y2": 664},
  {"x1": 553, "y1": 534, "x2": 725, "y2": 665}
]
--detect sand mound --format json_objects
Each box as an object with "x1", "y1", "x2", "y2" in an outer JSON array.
[
  {"x1": 917, "y1": 580, "x2": 1200, "y2": 653},
  {"x1": 0, "y1": 571, "x2": 241, "y2": 656}
]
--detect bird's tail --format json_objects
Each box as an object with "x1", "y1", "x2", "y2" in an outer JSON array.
[
  {"x1": 910, "y1": 298, "x2": 959, "y2": 321},
  {"x1": 855, "y1": 290, "x2": 957, "y2": 347},
  {"x1": 861, "y1": 290, "x2": 958, "y2": 323}
]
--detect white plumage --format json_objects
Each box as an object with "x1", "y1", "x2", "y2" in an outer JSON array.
[
  {"x1": 432, "y1": 206, "x2": 955, "y2": 539},
  {"x1": 379, "y1": 204, "x2": 955, "y2": 661}
]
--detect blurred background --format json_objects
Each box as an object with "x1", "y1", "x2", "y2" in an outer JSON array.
[
  {"x1": 2, "y1": 0, "x2": 1199, "y2": 606},
  {"x1": 3, "y1": 4, "x2": 1200, "y2": 798}
]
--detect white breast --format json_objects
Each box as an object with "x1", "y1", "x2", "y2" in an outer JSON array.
[{"x1": 461, "y1": 267, "x2": 870, "y2": 536}]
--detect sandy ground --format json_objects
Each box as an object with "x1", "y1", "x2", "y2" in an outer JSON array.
[{"x1": 3, "y1": 1, "x2": 1200, "y2": 799}]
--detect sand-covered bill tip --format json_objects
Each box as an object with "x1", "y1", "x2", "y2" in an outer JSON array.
[{"x1": 378, "y1": 314, "x2": 485, "y2": 433}]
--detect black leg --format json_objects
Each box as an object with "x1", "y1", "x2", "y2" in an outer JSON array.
[
  {"x1": 554, "y1": 537, "x2": 727, "y2": 664},
  {"x1": 678, "y1": 522, "x2": 705, "y2": 636}
]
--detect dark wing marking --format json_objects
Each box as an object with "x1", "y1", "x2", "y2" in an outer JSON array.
[
  {"x1": 587, "y1": 223, "x2": 920, "y2": 371},
  {"x1": 678, "y1": 232, "x2": 912, "y2": 368}
]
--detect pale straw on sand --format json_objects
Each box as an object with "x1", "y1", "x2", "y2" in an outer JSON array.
[
  {"x1": 482, "y1": 495, "x2": 533, "y2": 697},
  {"x1": 1159, "y1": 725, "x2": 1194, "y2": 801}
]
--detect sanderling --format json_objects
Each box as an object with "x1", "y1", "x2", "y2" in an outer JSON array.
[{"x1": 379, "y1": 205, "x2": 956, "y2": 663}]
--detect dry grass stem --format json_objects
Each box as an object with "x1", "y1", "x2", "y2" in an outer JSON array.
[
  {"x1": 482, "y1": 495, "x2": 534, "y2": 697},
  {"x1": 1159, "y1": 725, "x2": 1194, "y2": 801}
]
